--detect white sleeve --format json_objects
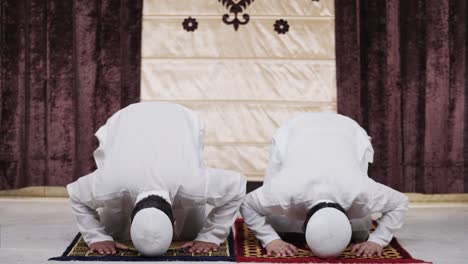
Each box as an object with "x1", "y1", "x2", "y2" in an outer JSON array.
[
  {"x1": 264, "y1": 139, "x2": 282, "y2": 182},
  {"x1": 195, "y1": 170, "x2": 247, "y2": 245},
  {"x1": 93, "y1": 110, "x2": 122, "y2": 169},
  {"x1": 355, "y1": 125, "x2": 374, "y2": 173},
  {"x1": 67, "y1": 172, "x2": 114, "y2": 245},
  {"x1": 197, "y1": 119, "x2": 205, "y2": 167},
  {"x1": 240, "y1": 187, "x2": 282, "y2": 247},
  {"x1": 182, "y1": 106, "x2": 205, "y2": 167},
  {"x1": 264, "y1": 119, "x2": 292, "y2": 182},
  {"x1": 362, "y1": 180, "x2": 409, "y2": 247}
]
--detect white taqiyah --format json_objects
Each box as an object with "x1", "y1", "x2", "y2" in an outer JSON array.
[
  {"x1": 130, "y1": 208, "x2": 173, "y2": 256},
  {"x1": 305, "y1": 208, "x2": 351, "y2": 258}
]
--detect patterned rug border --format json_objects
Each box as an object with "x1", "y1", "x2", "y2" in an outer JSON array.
[
  {"x1": 49, "y1": 231, "x2": 236, "y2": 262},
  {"x1": 234, "y1": 219, "x2": 431, "y2": 264}
]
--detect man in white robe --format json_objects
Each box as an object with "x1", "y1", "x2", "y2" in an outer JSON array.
[
  {"x1": 240, "y1": 113, "x2": 408, "y2": 258},
  {"x1": 67, "y1": 102, "x2": 246, "y2": 255}
]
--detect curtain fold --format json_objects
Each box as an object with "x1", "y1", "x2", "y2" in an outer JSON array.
[
  {"x1": 336, "y1": 0, "x2": 468, "y2": 193},
  {"x1": 0, "y1": 0, "x2": 142, "y2": 190}
]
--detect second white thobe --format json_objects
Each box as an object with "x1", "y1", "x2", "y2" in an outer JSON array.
[{"x1": 240, "y1": 113, "x2": 408, "y2": 248}]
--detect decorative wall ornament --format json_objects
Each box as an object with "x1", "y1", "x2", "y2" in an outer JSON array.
[
  {"x1": 218, "y1": 0, "x2": 255, "y2": 31},
  {"x1": 179, "y1": 1, "x2": 323, "y2": 33},
  {"x1": 274, "y1": 19, "x2": 289, "y2": 34},
  {"x1": 182, "y1": 17, "x2": 198, "y2": 32}
]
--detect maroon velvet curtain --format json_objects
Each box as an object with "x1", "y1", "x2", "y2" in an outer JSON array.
[
  {"x1": 0, "y1": 0, "x2": 142, "y2": 190},
  {"x1": 336, "y1": 0, "x2": 468, "y2": 193}
]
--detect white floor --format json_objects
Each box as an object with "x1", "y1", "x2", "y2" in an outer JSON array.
[{"x1": 0, "y1": 198, "x2": 467, "y2": 264}]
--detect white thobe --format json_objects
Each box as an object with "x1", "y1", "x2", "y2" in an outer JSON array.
[
  {"x1": 240, "y1": 113, "x2": 408, "y2": 248},
  {"x1": 67, "y1": 102, "x2": 246, "y2": 246}
]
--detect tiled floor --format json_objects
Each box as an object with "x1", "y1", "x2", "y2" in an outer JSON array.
[{"x1": 0, "y1": 198, "x2": 467, "y2": 264}]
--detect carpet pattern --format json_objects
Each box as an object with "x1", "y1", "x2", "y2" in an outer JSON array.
[
  {"x1": 234, "y1": 219, "x2": 430, "y2": 263},
  {"x1": 49, "y1": 231, "x2": 235, "y2": 261},
  {"x1": 49, "y1": 219, "x2": 430, "y2": 263}
]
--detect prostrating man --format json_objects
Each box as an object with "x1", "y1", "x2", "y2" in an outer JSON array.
[
  {"x1": 68, "y1": 102, "x2": 246, "y2": 256},
  {"x1": 240, "y1": 113, "x2": 408, "y2": 258}
]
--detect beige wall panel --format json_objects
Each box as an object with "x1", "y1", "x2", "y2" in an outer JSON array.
[
  {"x1": 204, "y1": 145, "x2": 269, "y2": 179},
  {"x1": 142, "y1": 18, "x2": 335, "y2": 59},
  {"x1": 141, "y1": 60, "x2": 336, "y2": 102},
  {"x1": 142, "y1": 0, "x2": 336, "y2": 180},
  {"x1": 144, "y1": 0, "x2": 334, "y2": 17},
  {"x1": 141, "y1": 101, "x2": 336, "y2": 143}
]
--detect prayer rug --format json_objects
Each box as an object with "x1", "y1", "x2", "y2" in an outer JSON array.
[
  {"x1": 234, "y1": 219, "x2": 431, "y2": 263},
  {"x1": 49, "y1": 231, "x2": 235, "y2": 261}
]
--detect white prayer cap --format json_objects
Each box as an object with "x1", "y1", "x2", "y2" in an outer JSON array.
[
  {"x1": 305, "y1": 207, "x2": 351, "y2": 258},
  {"x1": 131, "y1": 208, "x2": 173, "y2": 256},
  {"x1": 131, "y1": 191, "x2": 173, "y2": 256}
]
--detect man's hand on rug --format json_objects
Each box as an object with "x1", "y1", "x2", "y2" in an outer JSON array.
[
  {"x1": 181, "y1": 241, "x2": 219, "y2": 253},
  {"x1": 89, "y1": 240, "x2": 129, "y2": 255},
  {"x1": 265, "y1": 239, "x2": 298, "y2": 257},
  {"x1": 351, "y1": 241, "x2": 383, "y2": 258}
]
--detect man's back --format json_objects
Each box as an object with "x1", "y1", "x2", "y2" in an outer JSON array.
[
  {"x1": 93, "y1": 102, "x2": 205, "y2": 199},
  {"x1": 264, "y1": 113, "x2": 372, "y2": 208}
]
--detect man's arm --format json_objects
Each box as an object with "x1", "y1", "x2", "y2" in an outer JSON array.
[
  {"x1": 194, "y1": 170, "x2": 247, "y2": 245},
  {"x1": 240, "y1": 187, "x2": 298, "y2": 256},
  {"x1": 240, "y1": 187, "x2": 282, "y2": 247},
  {"x1": 363, "y1": 180, "x2": 409, "y2": 247},
  {"x1": 67, "y1": 172, "x2": 113, "y2": 245}
]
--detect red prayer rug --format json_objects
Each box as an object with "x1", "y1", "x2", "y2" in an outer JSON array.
[{"x1": 234, "y1": 219, "x2": 431, "y2": 263}]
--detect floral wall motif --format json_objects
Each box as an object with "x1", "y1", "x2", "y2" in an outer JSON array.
[{"x1": 218, "y1": 0, "x2": 255, "y2": 31}]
